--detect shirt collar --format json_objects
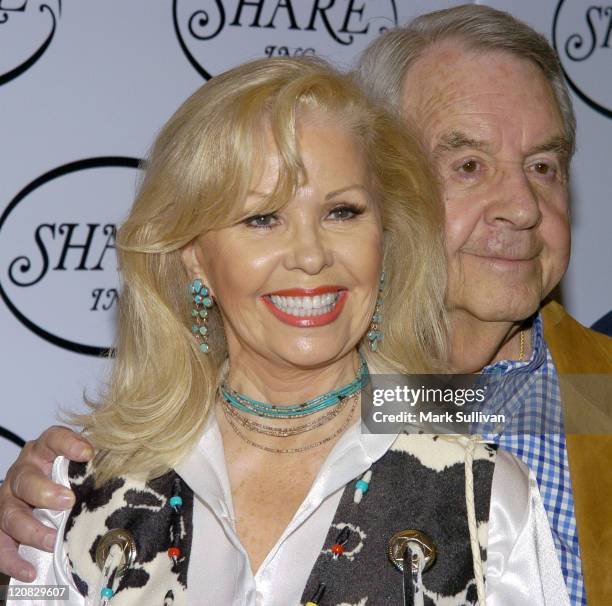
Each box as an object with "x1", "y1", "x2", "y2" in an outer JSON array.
[
  {"x1": 175, "y1": 412, "x2": 231, "y2": 507},
  {"x1": 482, "y1": 313, "x2": 547, "y2": 376},
  {"x1": 175, "y1": 408, "x2": 397, "y2": 513}
]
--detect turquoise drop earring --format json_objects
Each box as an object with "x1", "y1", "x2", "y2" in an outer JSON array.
[
  {"x1": 367, "y1": 271, "x2": 384, "y2": 352},
  {"x1": 190, "y1": 278, "x2": 214, "y2": 353}
]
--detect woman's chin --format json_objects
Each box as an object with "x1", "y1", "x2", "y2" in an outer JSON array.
[{"x1": 268, "y1": 339, "x2": 355, "y2": 370}]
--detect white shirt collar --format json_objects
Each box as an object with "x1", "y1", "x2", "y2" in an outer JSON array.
[{"x1": 175, "y1": 410, "x2": 396, "y2": 521}]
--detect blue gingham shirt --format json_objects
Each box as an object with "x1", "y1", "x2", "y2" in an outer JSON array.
[{"x1": 481, "y1": 315, "x2": 585, "y2": 605}]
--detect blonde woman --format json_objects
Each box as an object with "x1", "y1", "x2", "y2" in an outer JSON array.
[{"x1": 5, "y1": 58, "x2": 567, "y2": 605}]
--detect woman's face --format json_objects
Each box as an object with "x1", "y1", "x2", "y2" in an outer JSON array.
[{"x1": 183, "y1": 114, "x2": 383, "y2": 370}]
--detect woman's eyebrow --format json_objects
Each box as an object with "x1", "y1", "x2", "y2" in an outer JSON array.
[{"x1": 325, "y1": 184, "x2": 370, "y2": 200}]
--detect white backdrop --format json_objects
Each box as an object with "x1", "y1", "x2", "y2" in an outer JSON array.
[{"x1": 1, "y1": 0, "x2": 611, "y2": 478}]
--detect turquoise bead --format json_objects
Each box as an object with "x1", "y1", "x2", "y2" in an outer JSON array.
[
  {"x1": 191, "y1": 309, "x2": 198, "y2": 317},
  {"x1": 370, "y1": 340, "x2": 378, "y2": 351},
  {"x1": 367, "y1": 330, "x2": 381, "y2": 341},
  {"x1": 169, "y1": 495, "x2": 183, "y2": 508},
  {"x1": 200, "y1": 286, "x2": 209, "y2": 296},
  {"x1": 372, "y1": 314, "x2": 382, "y2": 323},
  {"x1": 199, "y1": 343, "x2": 210, "y2": 353},
  {"x1": 199, "y1": 309, "x2": 208, "y2": 318},
  {"x1": 220, "y1": 355, "x2": 369, "y2": 418},
  {"x1": 199, "y1": 326, "x2": 208, "y2": 336},
  {"x1": 191, "y1": 279, "x2": 202, "y2": 294},
  {"x1": 355, "y1": 479, "x2": 369, "y2": 493},
  {"x1": 101, "y1": 587, "x2": 114, "y2": 598},
  {"x1": 194, "y1": 294, "x2": 203, "y2": 304},
  {"x1": 191, "y1": 324, "x2": 199, "y2": 333},
  {"x1": 202, "y1": 296, "x2": 213, "y2": 308}
]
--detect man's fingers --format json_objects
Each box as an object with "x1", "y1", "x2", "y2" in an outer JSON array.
[
  {"x1": 10, "y1": 464, "x2": 74, "y2": 511},
  {"x1": 0, "y1": 426, "x2": 84, "y2": 581},
  {"x1": 0, "y1": 534, "x2": 36, "y2": 582},
  {"x1": 31, "y1": 426, "x2": 94, "y2": 464},
  {"x1": 0, "y1": 502, "x2": 56, "y2": 553}
]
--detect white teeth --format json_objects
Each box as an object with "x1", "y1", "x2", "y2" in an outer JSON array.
[{"x1": 268, "y1": 293, "x2": 340, "y2": 317}]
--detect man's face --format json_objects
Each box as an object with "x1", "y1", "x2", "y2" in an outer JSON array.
[{"x1": 402, "y1": 44, "x2": 571, "y2": 325}]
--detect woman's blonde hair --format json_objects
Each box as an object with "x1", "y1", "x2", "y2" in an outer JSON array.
[{"x1": 73, "y1": 57, "x2": 447, "y2": 482}]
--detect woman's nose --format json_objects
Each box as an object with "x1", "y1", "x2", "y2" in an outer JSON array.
[{"x1": 283, "y1": 222, "x2": 333, "y2": 275}]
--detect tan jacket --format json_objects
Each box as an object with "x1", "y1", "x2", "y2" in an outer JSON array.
[{"x1": 541, "y1": 300, "x2": 612, "y2": 605}]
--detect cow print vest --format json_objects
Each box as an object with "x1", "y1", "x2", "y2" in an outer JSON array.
[
  {"x1": 63, "y1": 434, "x2": 496, "y2": 605},
  {"x1": 300, "y1": 434, "x2": 496, "y2": 605}
]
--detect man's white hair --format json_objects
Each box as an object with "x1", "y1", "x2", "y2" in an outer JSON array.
[{"x1": 356, "y1": 3, "x2": 576, "y2": 158}]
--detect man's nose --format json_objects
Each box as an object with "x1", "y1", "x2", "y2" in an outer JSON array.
[
  {"x1": 283, "y1": 221, "x2": 333, "y2": 275},
  {"x1": 484, "y1": 167, "x2": 542, "y2": 230}
]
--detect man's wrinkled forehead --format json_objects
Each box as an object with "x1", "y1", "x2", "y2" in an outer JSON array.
[
  {"x1": 399, "y1": 42, "x2": 472, "y2": 121},
  {"x1": 399, "y1": 42, "x2": 566, "y2": 151}
]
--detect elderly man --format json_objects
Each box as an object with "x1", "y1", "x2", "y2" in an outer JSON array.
[
  {"x1": 357, "y1": 6, "x2": 612, "y2": 605},
  {"x1": 0, "y1": 4, "x2": 611, "y2": 604}
]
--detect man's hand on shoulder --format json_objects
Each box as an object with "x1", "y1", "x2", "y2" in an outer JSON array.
[{"x1": 0, "y1": 426, "x2": 93, "y2": 581}]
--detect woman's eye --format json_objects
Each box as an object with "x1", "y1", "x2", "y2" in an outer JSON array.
[
  {"x1": 244, "y1": 213, "x2": 278, "y2": 229},
  {"x1": 328, "y1": 204, "x2": 364, "y2": 221}
]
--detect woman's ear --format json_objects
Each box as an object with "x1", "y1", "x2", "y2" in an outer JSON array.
[{"x1": 181, "y1": 239, "x2": 212, "y2": 294}]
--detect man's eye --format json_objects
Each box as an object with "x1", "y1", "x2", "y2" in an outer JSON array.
[
  {"x1": 244, "y1": 213, "x2": 278, "y2": 229},
  {"x1": 531, "y1": 161, "x2": 556, "y2": 177},
  {"x1": 328, "y1": 204, "x2": 364, "y2": 221},
  {"x1": 458, "y1": 159, "x2": 480, "y2": 174}
]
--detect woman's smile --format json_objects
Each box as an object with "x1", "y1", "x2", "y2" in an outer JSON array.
[{"x1": 262, "y1": 286, "x2": 348, "y2": 327}]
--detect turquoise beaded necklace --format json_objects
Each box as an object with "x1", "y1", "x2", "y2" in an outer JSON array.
[{"x1": 220, "y1": 356, "x2": 369, "y2": 419}]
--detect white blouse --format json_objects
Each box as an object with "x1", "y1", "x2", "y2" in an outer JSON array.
[{"x1": 12, "y1": 417, "x2": 570, "y2": 605}]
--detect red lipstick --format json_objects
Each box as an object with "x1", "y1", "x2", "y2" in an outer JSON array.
[
  {"x1": 262, "y1": 286, "x2": 348, "y2": 328},
  {"x1": 267, "y1": 285, "x2": 344, "y2": 297}
]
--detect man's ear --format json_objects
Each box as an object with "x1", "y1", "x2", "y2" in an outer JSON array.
[{"x1": 181, "y1": 239, "x2": 213, "y2": 295}]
